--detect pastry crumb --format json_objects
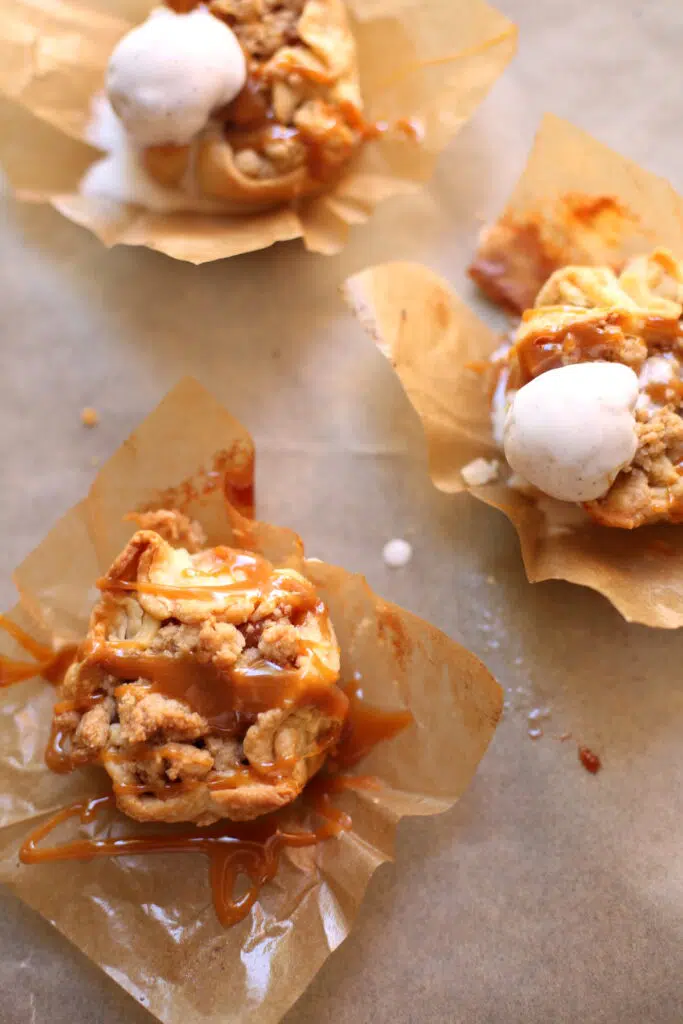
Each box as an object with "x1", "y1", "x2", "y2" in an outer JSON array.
[
  {"x1": 461, "y1": 457, "x2": 499, "y2": 487},
  {"x1": 81, "y1": 406, "x2": 100, "y2": 428}
]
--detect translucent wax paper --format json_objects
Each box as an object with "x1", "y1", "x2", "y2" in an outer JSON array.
[{"x1": 0, "y1": 377, "x2": 502, "y2": 1023}]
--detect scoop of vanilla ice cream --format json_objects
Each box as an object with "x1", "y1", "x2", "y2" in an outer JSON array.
[
  {"x1": 503, "y1": 362, "x2": 639, "y2": 503},
  {"x1": 107, "y1": 6, "x2": 246, "y2": 147}
]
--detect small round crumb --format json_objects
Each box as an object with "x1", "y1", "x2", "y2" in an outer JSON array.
[
  {"x1": 81, "y1": 406, "x2": 100, "y2": 428},
  {"x1": 382, "y1": 538, "x2": 412, "y2": 569}
]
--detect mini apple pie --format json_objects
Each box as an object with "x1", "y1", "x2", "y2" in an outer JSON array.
[
  {"x1": 490, "y1": 248, "x2": 683, "y2": 529},
  {"x1": 106, "y1": 0, "x2": 363, "y2": 211},
  {"x1": 52, "y1": 510, "x2": 347, "y2": 825}
]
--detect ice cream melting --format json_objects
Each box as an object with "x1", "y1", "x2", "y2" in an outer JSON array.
[
  {"x1": 503, "y1": 362, "x2": 639, "y2": 503},
  {"x1": 107, "y1": 5, "x2": 246, "y2": 147}
]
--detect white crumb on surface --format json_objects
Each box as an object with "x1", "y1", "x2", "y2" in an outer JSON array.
[
  {"x1": 382, "y1": 538, "x2": 413, "y2": 568},
  {"x1": 461, "y1": 457, "x2": 500, "y2": 487}
]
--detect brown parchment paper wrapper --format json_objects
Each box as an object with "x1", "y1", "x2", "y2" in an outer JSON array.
[
  {"x1": 0, "y1": 377, "x2": 501, "y2": 1024},
  {"x1": 343, "y1": 116, "x2": 683, "y2": 629},
  {"x1": 0, "y1": 0, "x2": 515, "y2": 262}
]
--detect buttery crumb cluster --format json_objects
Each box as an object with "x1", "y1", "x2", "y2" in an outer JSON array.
[
  {"x1": 53, "y1": 510, "x2": 344, "y2": 826},
  {"x1": 495, "y1": 249, "x2": 683, "y2": 528},
  {"x1": 210, "y1": 0, "x2": 361, "y2": 180}
]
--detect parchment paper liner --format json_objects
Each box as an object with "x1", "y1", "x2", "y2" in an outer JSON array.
[
  {"x1": 0, "y1": 0, "x2": 515, "y2": 262},
  {"x1": 343, "y1": 114, "x2": 683, "y2": 629},
  {"x1": 0, "y1": 377, "x2": 502, "y2": 1024}
]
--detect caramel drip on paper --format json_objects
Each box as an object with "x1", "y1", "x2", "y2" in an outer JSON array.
[
  {"x1": 0, "y1": 614, "x2": 76, "y2": 688},
  {"x1": 21, "y1": 690, "x2": 410, "y2": 928},
  {"x1": 1, "y1": 595, "x2": 413, "y2": 928}
]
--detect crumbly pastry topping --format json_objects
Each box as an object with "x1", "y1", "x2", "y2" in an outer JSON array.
[
  {"x1": 52, "y1": 510, "x2": 345, "y2": 825},
  {"x1": 494, "y1": 249, "x2": 683, "y2": 528},
  {"x1": 533, "y1": 250, "x2": 683, "y2": 317},
  {"x1": 208, "y1": 0, "x2": 362, "y2": 182}
]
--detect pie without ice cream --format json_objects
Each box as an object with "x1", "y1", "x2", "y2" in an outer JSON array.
[
  {"x1": 491, "y1": 248, "x2": 683, "y2": 528},
  {"x1": 51, "y1": 510, "x2": 347, "y2": 825}
]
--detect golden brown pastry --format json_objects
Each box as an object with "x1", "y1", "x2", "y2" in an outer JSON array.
[
  {"x1": 141, "y1": 0, "x2": 363, "y2": 210},
  {"x1": 52, "y1": 510, "x2": 346, "y2": 825},
  {"x1": 492, "y1": 249, "x2": 683, "y2": 529}
]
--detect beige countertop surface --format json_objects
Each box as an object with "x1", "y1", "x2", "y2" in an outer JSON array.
[{"x1": 1, "y1": 0, "x2": 682, "y2": 1020}]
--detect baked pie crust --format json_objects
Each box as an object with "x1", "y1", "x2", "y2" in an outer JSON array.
[{"x1": 52, "y1": 510, "x2": 346, "y2": 825}]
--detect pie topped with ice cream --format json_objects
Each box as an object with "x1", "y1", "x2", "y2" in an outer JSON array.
[
  {"x1": 104, "y1": 0, "x2": 363, "y2": 211},
  {"x1": 490, "y1": 249, "x2": 683, "y2": 528},
  {"x1": 52, "y1": 510, "x2": 347, "y2": 825}
]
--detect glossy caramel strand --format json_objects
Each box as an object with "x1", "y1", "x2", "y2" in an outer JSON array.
[
  {"x1": 0, "y1": 614, "x2": 76, "y2": 688},
  {"x1": 3, "y1": 586, "x2": 415, "y2": 929},
  {"x1": 92, "y1": 551, "x2": 347, "y2": 723},
  {"x1": 97, "y1": 547, "x2": 273, "y2": 602},
  {"x1": 20, "y1": 777, "x2": 354, "y2": 928},
  {"x1": 21, "y1": 694, "x2": 412, "y2": 928},
  {"x1": 333, "y1": 685, "x2": 414, "y2": 769},
  {"x1": 512, "y1": 311, "x2": 683, "y2": 387},
  {"x1": 81, "y1": 640, "x2": 347, "y2": 724}
]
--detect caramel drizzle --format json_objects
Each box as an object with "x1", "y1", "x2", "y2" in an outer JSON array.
[
  {"x1": 222, "y1": 65, "x2": 423, "y2": 184},
  {"x1": 1, "y1": 599, "x2": 414, "y2": 929},
  {"x1": 645, "y1": 376, "x2": 683, "y2": 406},
  {"x1": 91, "y1": 553, "x2": 347, "y2": 726},
  {"x1": 337, "y1": 103, "x2": 423, "y2": 143},
  {"x1": 333, "y1": 685, "x2": 414, "y2": 770},
  {"x1": 20, "y1": 696, "x2": 407, "y2": 929},
  {"x1": 84, "y1": 641, "x2": 344, "y2": 719},
  {"x1": 97, "y1": 546, "x2": 272, "y2": 602},
  {"x1": 20, "y1": 772, "x2": 375, "y2": 927},
  {"x1": 512, "y1": 310, "x2": 683, "y2": 388},
  {"x1": 0, "y1": 614, "x2": 76, "y2": 688}
]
